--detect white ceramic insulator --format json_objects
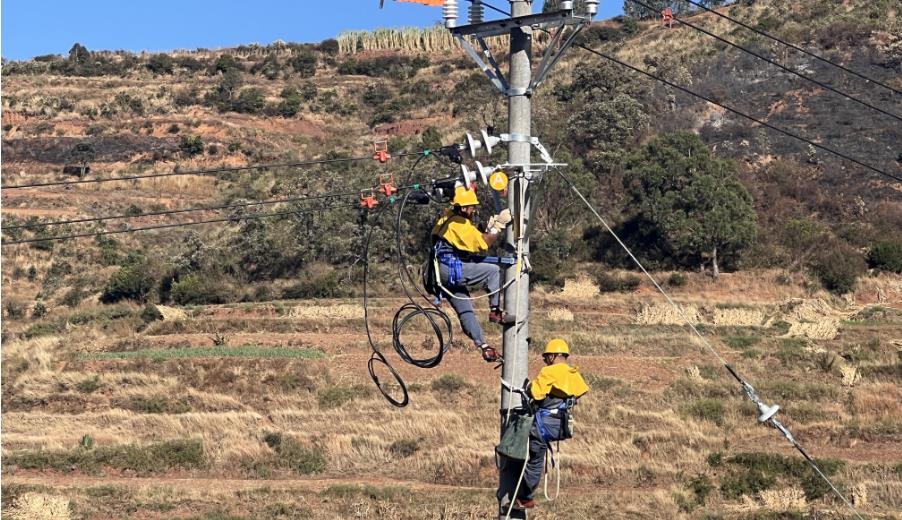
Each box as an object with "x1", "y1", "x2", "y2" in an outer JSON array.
[
  {"x1": 560, "y1": 1, "x2": 574, "y2": 9},
  {"x1": 444, "y1": 0, "x2": 458, "y2": 28},
  {"x1": 585, "y1": 0, "x2": 599, "y2": 15},
  {"x1": 468, "y1": 0, "x2": 484, "y2": 24}
]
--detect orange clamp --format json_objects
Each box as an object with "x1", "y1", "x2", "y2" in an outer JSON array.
[
  {"x1": 372, "y1": 139, "x2": 391, "y2": 163},
  {"x1": 360, "y1": 189, "x2": 379, "y2": 209},
  {"x1": 379, "y1": 174, "x2": 398, "y2": 196},
  {"x1": 661, "y1": 7, "x2": 673, "y2": 28}
]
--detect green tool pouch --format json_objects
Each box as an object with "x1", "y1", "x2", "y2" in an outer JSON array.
[{"x1": 496, "y1": 414, "x2": 534, "y2": 460}]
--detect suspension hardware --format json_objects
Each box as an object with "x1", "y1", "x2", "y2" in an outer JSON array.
[
  {"x1": 372, "y1": 139, "x2": 391, "y2": 163},
  {"x1": 360, "y1": 189, "x2": 379, "y2": 209}
]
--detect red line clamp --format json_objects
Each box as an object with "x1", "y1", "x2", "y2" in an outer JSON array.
[
  {"x1": 661, "y1": 7, "x2": 674, "y2": 28},
  {"x1": 360, "y1": 189, "x2": 379, "y2": 209},
  {"x1": 372, "y1": 139, "x2": 391, "y2": 163},
  {"x1": 379, "y1": 174, "x2": 398, "y2": 197}
]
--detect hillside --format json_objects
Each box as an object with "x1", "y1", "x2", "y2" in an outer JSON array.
[{"x1": 2, "y1": 0, "x2": 901, "y2": 518}]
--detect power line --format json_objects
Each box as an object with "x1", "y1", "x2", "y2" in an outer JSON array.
[
  {"x1": 0, "y1": 151, "x2": 426, "y2": 190},
  {"x1": 683, "y1": 0, "x2": 902, "y2": 97},
  {"x1": 3, "y1": 189, "x2": 366, "y2": 230},
  {"x1": 574, "y1": 43, "x2": 902, "y2": 184},
  {"x1": 2, "y1": 184, "x2": 421, "y2": 246},
  {"x1": 554, "y1": 166, "x2": 864, "y2": 520},
  {"x1": 2, "y1": 204, "x2": 346, "y2": 246},
  {"x1": 627, "y1": 0, "x2": 902, "y2": 123}
]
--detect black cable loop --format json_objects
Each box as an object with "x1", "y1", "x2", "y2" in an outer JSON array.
[
  {"x1": 390, "y1": 189, "x2": 454, "y2": 370},
  {"x1": 362, "y1": 154, "x2": 443, "y2": 407}
]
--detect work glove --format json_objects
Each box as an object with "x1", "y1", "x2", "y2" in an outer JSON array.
[{"x1": 487, "y1": 209, "x2": 513, "y2": 234}]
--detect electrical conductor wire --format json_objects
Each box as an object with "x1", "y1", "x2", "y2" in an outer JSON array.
[
  {"x1": 1, "y1": 151, "x2": 428, "y2": 190},
  {"x1": 682, "y1": 0, "x2": 902, "y2": 97},
  {"x1": 553, "y1": 166, "x2": 864, "y2": 520},
  {"x1": 573, "y1": 42, "x2": 902, "y2": 184},
  {"x1": 627, "y1": 0, "x2": 902, "y2": 123}
]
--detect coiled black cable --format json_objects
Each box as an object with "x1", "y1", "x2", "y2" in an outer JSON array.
[
  {"x1": 363, "y1": 153, "x2": 455, "y2": 407},
  {"x1": 390, "y1": 188, "x2": 454, "y2": 370}
]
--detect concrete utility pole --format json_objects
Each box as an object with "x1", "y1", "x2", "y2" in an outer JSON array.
[
  {"x1": 432, "y1": 1, "x2": 591, "y2": 516},
  {"x1": 498, "y1": 1, "x2": 532, "y2": 518}
]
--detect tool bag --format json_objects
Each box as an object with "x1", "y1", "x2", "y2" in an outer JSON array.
[{"x1": 496, "y1": 413, "x2": 534, "y2": 460}]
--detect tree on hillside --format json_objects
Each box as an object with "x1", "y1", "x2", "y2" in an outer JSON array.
[
  {"x1": 623, "y1": 131, "x2": 757, "y2": 277},
  {"x1": 146, "y1": 53, "x2": 174, "y2": 75}
]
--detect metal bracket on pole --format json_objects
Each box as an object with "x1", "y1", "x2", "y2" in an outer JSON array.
[
  {"x1": 450, "y1": 8, "x2": 590, "y2": 98},
  {"x1": 455, "y1": 35, "x2": 509, "y2": 93},
  {"x1": 530, "y1": 21, "x2": 588, "y2": 91}
]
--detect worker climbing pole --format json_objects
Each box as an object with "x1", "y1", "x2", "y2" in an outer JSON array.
[
  {"x1": 379, "y1": 1, "x2": 593, "y2": 517},
  {"x1": 441, "y1": 1, "x2": 594, "y2": 517}
]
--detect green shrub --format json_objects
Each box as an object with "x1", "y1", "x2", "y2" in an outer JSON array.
[
  {"x1": 23, "y1": 319, "x2": 66, "y2": 338},
  {"x1": 282, "y1": 265, "x2": 345, "y2": 299},
  {"x1": 264, "y1": 433, "x2": 325, "y2": 474},
  {"x1": 76, "y1": 376, "x2": 101, "y2": 393},
  {"x1": 100, "y1": 263, "x2": 155, "y2": 303},
  {"x1": 179, "y1": 135, "x2": 205, "y2": 156},
  {"x1": 720, "y1": 467, "x2": 776, "y2": 499},
  {"x1": 388, "y1": 438, "x2": 420, "y2": 458},
  {"x1": 722, "y1": 452, "x2": 844, "y2": 500},
  {"x1": 810, "y1": 244, "x2": 866, "y2": 294},
  {"x1": 595, "y1": 271, "x2": 641, "y2": 292},
  {"x1": 667, "y1": 272, "x2": 688, "y2": 288},
  {"x1": 140, "y1": 302, "x2": 163, "y2": 325},
  {"x1": 430, "y1": 373, "x2": 469, "y2": 393},
  {"x1": 317, "y1": 385, "x2": 365, "y2": 409},
  {"x1": 128, "y1": 395, "x2": 190, "y2": 414},
  {"x1": 5, "y1": 439, "x2": 204, "y2": 475},
  {"x1": 684, "y1": 398, "x2": 725, "y2": 426},
  {"x1": 362, "y1": 82, "x2": 391, "y2": 106},
  {"x1": 869, "y1": 240, "x2": 902, "y2": 273},
  {"x1": 723, "y1": 335, "x2": 760, "y2": 350},
  {"x1": 584, "y1": 374, "x2": 621, "y2": 392},
  {"x1": 5, "y1": 299, "x2": 26, "y2": 319},
  {"x1": 31, "y1": 301, "x2": 47, "y2": 319},
  {"x1": 233, "y1": 88, "x2": 266, "y2": 114},
  {"x1": 171, "y1": 275, "x2": 234, "y2": 305},
  {"x1": 289, "y1": 50, "x2": 317, "y2": 77},
  {"x1": 146, "y1": 53, "x2": 174, "y2": 74}
]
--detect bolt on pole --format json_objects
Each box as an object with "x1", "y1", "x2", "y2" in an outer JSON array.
[{"x1": 497, "y1": 1, "x2": 532, "y2": 518}]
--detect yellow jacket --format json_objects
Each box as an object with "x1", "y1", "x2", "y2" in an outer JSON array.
[
  {"x1": 529, "y1": 363, "x2": 589, "y2": 401},
  {"x1": 431, "y1": 209, "x2": 488, "y2": 254}
]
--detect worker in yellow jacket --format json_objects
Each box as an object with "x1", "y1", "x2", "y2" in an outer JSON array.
[
  {"x1": 431, "y1": 186, "x2": 512, "y2": 362},
  {"x1": 515, "y1": 338, "x2": 589, "y2": 510}
]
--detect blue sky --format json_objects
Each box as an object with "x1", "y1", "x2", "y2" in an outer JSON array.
[{"x1": 1, "y1": 1, "x2": 622, "y2": 61}]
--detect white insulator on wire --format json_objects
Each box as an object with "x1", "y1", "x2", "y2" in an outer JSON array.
[
  {"x1": 585, "y1": 0, "x2": 599, "y2": 15},
  {"x1": 468, "y1": 0, "x2": 484, "y2": 24},
  {"x1": 443, "y1": 0, "x2": 458, "y2": 28},
  {"x1": 560, "y1": 1, "x2": 574, "y2": 9}
]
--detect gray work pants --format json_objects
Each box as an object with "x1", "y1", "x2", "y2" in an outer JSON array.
[
  {"x1": 439, "y1": 261, "x2": 501, "y2": 346},
  {"x1": 517, "y1": 415, "x2": 561, "y2": 501}
]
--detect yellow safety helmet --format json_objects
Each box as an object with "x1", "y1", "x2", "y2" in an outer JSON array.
[
  {"x1": 452, "y1": 186, "x2": 479, "y2": 207},
  {"x1": 544, "y1": 338, "x2": 570, "y2": 356}
]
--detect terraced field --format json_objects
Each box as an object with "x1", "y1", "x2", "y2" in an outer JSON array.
[{"x1": 2, "y1": 272, "x2": 900, "y2": 519}]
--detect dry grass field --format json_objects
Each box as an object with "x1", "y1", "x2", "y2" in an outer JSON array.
[
  {"x1": 2, "y1": 269, "x2": 901, "y2": 519},
  {"x1": 2, "y1": 2, "x2": 901, "y2": 517}
]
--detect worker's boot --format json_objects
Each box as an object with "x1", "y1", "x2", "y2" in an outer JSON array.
[
  {"x1": 489, "y1": 307, "x2": 511, "y2": 325},
  {"x1": 513, "y1": 498, "x2": 536, "y2": 510},
  {"x1": 479, "y1": 344, "x2": 501, "y2": 363}
]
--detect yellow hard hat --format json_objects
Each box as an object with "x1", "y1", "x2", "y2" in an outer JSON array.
[
  {"x1": 544, "y1": 338, "x2": 570, "y2": 355},
  {"x1": 452, "y1": 186, "x2": 479, "y2": 207}
]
